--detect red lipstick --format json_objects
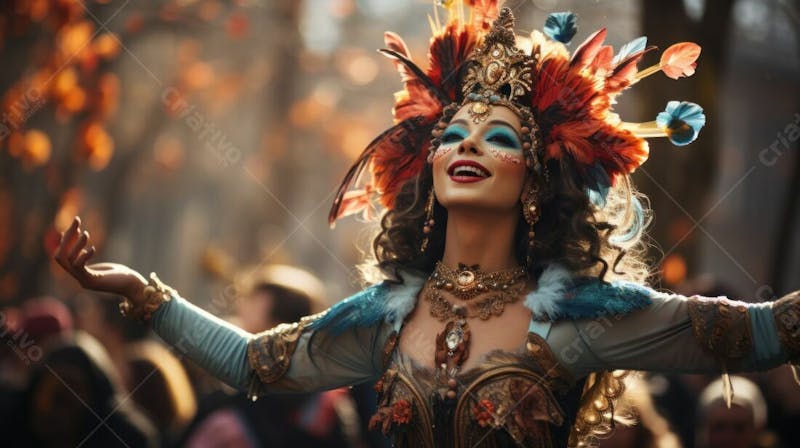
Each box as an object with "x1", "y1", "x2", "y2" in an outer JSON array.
[{"x1": 447, "y1": 160, "x2": 491, "y2": 183}]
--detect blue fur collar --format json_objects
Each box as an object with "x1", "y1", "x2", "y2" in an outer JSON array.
[
  {"x1": 306, "y1": 265, "x2": 654, "y2": 335},
  {"x1": 524, "y1": 264, "x2": 654, "y2": 321}
]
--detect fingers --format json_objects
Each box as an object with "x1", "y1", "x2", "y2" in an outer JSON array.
[
  {"x1": 54, "y1": 216, "x2": 81, "y2": 260},
  {"x1": 73, "y1": 245, "x2": 96, "y2": 270},
  {"x1": 68, "y1": 231, "x2": 89, "y2": 263},
  {"x1": 54, "y1": 216, "x2": 94, "y2": 284}
]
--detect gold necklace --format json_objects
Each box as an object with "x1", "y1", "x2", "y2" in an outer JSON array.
[
  {"x1": 424, "y1": 262, "x2": 528, "y2": 384},
  {"x1": 425, "y1": 288, "x2": 523, "y2": 321},
  {"x1": 430, "y1": 261, "x2": 527, "y2": 301}
]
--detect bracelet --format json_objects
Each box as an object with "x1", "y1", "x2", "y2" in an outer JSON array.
[{"x1": 119, "y1": 272, "x2": 176, "y2": 323}]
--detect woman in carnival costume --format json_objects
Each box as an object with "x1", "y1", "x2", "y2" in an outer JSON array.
[{"x1": 54, "y1": 2, "x2": 799, "y2": 447}]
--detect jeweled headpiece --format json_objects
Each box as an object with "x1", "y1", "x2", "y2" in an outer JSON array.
[
  {"x1": 328, "y1": 0, "x2": 706, "y2": 225},
  {"x1": 460, "y1": 8, "x2": 533, "y2": 123}
]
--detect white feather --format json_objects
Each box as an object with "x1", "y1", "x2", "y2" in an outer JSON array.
[
  {"x1": 382, "y1": 264, "x2": 575, "y2": 328},
  {"x1": 524, "y1": 264, "x2": 573, "y2": 320},
  {"x1": 384, "y1": 270, "x2": 426, "y2": 330}
]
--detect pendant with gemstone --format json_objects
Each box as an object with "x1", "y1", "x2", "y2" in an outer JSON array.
[{"x1": 435, "y1": 318, "x2": 471, "y2": 382}]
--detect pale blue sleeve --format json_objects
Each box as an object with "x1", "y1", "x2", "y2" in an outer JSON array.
[
  {"x1": 544, "y1": 291, "x2": 792, "y2": 379},
  {"x1": 151, "y1": 295, "x2": 253, "y2": 390},
  {"x1": 150, "y1": 292, "x2": 393, "y2": 397}
]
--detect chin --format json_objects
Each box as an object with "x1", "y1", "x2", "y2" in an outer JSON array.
[
  {"x1": 433, "y1": 166, "x2": 524, "y2": 213},
  {"x1": 438, "y1": 191, "x2": 515, "y2": 213}
]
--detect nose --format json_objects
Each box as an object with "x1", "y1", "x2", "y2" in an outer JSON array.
[{"x1": 457, "y1": 136, "x2": 482, "y2": 155}]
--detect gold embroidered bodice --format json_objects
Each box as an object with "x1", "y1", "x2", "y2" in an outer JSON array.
[{"x1": 369, "y1": 330, "x2": 581, "y2": 448}]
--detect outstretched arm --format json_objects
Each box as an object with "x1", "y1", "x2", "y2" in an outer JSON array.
[
  {"x1": 547, "y1": 287, "x2": 799, "y2": 378},
  {"x1": 150, "y1": 289, "x2": 391, "y2": 398},
  {"x1": 53, "y1": 216, "x2": 391, "y2": 399}
]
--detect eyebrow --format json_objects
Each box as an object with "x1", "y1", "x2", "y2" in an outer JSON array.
[
  {"x1": 486, "y1": 120, "x2": 521, "y2": 137},
  {"x1": 448, "y1": 118, "x2": 521, "y2": 137}
]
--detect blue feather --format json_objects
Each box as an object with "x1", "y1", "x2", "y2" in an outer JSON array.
[
  {"x1": 535, "y1": 277, "x2": 654, "y2": 321},
  {"x1": 585, "y1": 162, "x2": 611, "y2": 208},
  {"x1": 610, "y1": 195, "x2": 645, "y2": 245},
  {"x1": 612, "y1": 36, "x2": 647, "y2": 66},
  {"x1": 305, "y1": 282, "x2": 391, "y2": 335},
  {"x1": 543, "y1": 12, "x2": 578, "y2": 44}
]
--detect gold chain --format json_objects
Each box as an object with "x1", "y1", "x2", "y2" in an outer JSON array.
[
  {"x1": 425, "y1": 287, "x2": 524, "y2": 321},
  {"x1": 430, "y1": 261, "x2": 528, "y2": 301}
]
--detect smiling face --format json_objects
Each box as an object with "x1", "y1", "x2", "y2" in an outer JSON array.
[{"x1": 431, "y1": 103, "x2": 529, "y2": 215}]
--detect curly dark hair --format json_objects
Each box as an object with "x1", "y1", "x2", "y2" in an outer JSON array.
[{"x1": 365, "y1": 151, "x2": 650, "y2": 285}]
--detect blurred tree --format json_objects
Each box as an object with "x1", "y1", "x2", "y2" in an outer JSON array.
[
  {"x1": 0, "y1": 0, "x2": 124, "y2": 303},
  {"x1": 0, "y1": 0, "x2": 300, "y2": 304}
]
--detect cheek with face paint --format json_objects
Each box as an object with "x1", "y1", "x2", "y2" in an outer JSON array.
[
  {"x1": 432, "y1": 124, "x2": 468, "y2": 163},
  {"x1": 484, "y1": 128, "x2": 524, "y2": 165},
  {"x1": 431, "y1": 145, "x2": 454, "y2": 163},
  {"x1": 488, "y1": 148, "x2": 522, "y2": 164}
]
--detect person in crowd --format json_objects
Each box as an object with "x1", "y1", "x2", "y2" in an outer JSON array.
[
  {"x1": 128, "y1": 339, "x2": 198, "y2": 446},
  {"x1": 18, "y1": 330, "x2": 159, "y2": 447},
  {"x1": 181, "y1": 264, "x2": 363, "y2": 447},
  {"x1": 2, "y1": 297, "x2": 75, "y2": 447},
  {"x1": 73, "y1": 291, "x2": 147, "y2": 389},
  {"x1": 696, "y1": 375, "x2": 780, "y2": 448}
]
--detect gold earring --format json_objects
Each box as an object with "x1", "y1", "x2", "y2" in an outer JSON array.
[
  {"x1": 421, "y1": 188, "x2": 436, "y2": 253},
  {"x1": 522, "y1": 183, "x2": 540, "y2": 267}
]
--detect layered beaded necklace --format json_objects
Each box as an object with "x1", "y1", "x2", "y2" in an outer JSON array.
[{"x1": 425, "y1": 262, "x2": 528, "y2": 384}]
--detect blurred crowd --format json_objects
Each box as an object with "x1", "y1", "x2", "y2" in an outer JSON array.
[{"x1": 1, "y1": 267, "x2": 799, "y2": 448}]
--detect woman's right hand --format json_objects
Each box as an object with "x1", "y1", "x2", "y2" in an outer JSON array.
[{"x1": 53, "y1": 216, "x2": 148, "y2": 304}]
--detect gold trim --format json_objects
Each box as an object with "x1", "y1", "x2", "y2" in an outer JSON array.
[
  {"x1": 687, "y1": 296, "x2": 754, "y2": 365},
  {"x1": 395, "y1": 370, "x2": 436, "y2": 448},
  {"x1": 119, "y1": 272, "x2": 175, "y2": 323},
  {"x1": 568, "y1": 370, "x2": 630, "y2": 448},
  {"x1": 382, "y1": 330, "x2": 399, "y2": 370},
  {"x1": 526, "y1": 332, "x2": 575, "y2": 391},
  {"x1": 772, "y1": 291, "x2": 800, "y2": 360},
  {"x1": 246, "y1": 311, "x2": 325, "y2": 384}
]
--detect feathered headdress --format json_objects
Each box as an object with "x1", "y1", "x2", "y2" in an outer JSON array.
[{"x1": 328, "y1": 0, "x2": 705, "y2": 226}]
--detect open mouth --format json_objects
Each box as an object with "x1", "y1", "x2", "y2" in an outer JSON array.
[{"x1": 447, "y1": 160, "x2": 491, "y2": 183}]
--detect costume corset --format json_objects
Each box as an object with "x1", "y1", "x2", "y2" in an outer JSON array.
[{"x1": 370, "y1": 330, "x2": 585, "y2": 448}]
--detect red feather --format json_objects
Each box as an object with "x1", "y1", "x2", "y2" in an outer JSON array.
[
  {"x1": 379, "y1": 48, "x2": 449, "y2": 106},
  {"x1": 589, "y1": 122, "x2": 650, "y2": 175},
  {"x1": 570, "y1": 28, "x2": 608, "y2": 69},
  {"x1": 605, "y1": 46, "x2": 656, "y2": 93},
  {"x1": 468, "y1": 0, "x2": 500, "y2": 31},
  {"x1": 383, "y1": 31, "x2": 415, "y2": 83},
  {"x1": 531, "y1": 24, "x2": 654, "y2": 177},
  {"x1": 328, "y1": 117, "x2": 435, "y2": 225},
  {"x1": 427, "y1": 23, "x2": 480, "y2": 101},
  {"x1": 334, "y1": 187, "x2": 376, "y2": 222},
  {"x1": 591, "y1": 46, "x2": 614, "y2": 73}
]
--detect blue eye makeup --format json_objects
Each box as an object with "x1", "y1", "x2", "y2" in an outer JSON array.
[
  {"x1": 441, "y1": 125, "x2": 468, "y2": 144},
  {"x1": 484, "y1": 127, "x2": 521, "y2": 149}
]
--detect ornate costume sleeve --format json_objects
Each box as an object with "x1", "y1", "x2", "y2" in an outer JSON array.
[
  {"x1": 546, "y1": 288, "x2": 798, "y2": 378},
  {"x1": 150, "y1": 285, "x2": 394, "y2": 399}
]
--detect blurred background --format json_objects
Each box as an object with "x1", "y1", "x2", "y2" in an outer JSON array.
[{"x1": 0, "y1": 0, "x2": 798, "y2": 447}]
